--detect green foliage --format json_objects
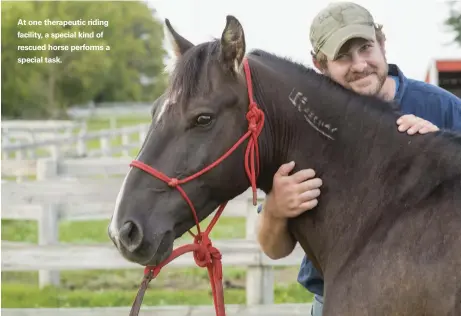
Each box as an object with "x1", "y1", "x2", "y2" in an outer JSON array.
[
  {"x1": 445, "y1": 1, "x2": 461, "y2": 46},
  {"x1": 1, "y1": 1, "x2": 168, "y2": 118}
]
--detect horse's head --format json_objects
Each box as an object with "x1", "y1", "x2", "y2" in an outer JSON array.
[{"x1": 108, "y1": 16, "x2": 256, "y2": 266}]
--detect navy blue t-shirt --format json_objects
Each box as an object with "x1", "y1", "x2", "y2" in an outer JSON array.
[{"x1": 297, "y1": 63, "x2": 461, "y2": 297}]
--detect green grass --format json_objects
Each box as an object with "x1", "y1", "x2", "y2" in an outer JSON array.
[
  {"x1": 1, "y1": 217, "x2": 246, "y2": 245},
  {"x1": 1, "y1": 283, "x2": 312, "y2": 308},
  {"x1": 2, "y1": 217, "x2": 311, "y2": 308},
  {"x1": 82, "y1": 116, "x2": 151, "y2": 156},
  {"x1": 2, "y1": 115, "x2": 313, "y2": 308}
]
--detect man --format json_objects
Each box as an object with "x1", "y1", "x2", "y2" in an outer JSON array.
[{"x1": 256, "y1": 2, "x2": 461, "y2": 316}]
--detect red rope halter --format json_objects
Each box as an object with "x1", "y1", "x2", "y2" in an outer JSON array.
[{"x1": 128, "y1": 58, "x2": 264, "y2": 316}]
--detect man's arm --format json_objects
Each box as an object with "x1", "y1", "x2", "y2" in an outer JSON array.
[
  {"x1": 257, "y1": 194, "x2": 297, "y2": 259},
  {"x1": 256, "y1": 162, "x2": 322, "y2": 259}
]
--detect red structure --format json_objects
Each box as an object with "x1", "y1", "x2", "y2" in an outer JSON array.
[{"x1": 425, "y1": 58, "x2": 461, "y2": 97}]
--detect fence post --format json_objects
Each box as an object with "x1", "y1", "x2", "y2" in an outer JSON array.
[
  {"x1": 36, "y1": 158, "x2": 60, "y2": 288},
  {"x1": 138, "y1": 125, "x2": 147, "y2": 146},
  {"x1": 15, "y1": 149, "x2": 24, "y2": 183},
  {"x1": 100, "y1": 136, "x2": 110, "y2": 157},
  {"x1": 121, "y1": 133, "x2": 130, "y2": 157},
  {"x1": 110, "y1": 116, "x2": 117, "y2": 142},
  {"x1": 245, "y1": 193, "x2": 274, "y2": 305},
  {"x1": 76, "y1": 122, "x2": 87, "y2": 157}
]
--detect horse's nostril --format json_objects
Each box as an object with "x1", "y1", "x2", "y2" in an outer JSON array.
[{"x1": 119, "y1": 220, "x2": 144, "y2": 253}]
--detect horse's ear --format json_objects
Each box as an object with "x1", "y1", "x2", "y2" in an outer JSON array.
[
  {"x1": 220, "y1": 15, "x2": 246, "y2": 72},
  {"x1": 165, "y1": 19, "x2": 194, "y2": 57}
]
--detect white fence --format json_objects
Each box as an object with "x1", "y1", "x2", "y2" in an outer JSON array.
[
  {"x1": 2, "y1": 124, "x2": 150, "y2": 181},
  {"x1": 66, "y1": 102, "x2": 152, "y2": 119},
  {"x1": 1, "y1": 157, "x2": 307, "y2": 307},
  {"x1": 1, "y1": 120, "x2": 86, "y2": 160}
]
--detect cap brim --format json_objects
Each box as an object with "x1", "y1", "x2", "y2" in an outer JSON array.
[{"x1": 320, "y1": 24, "x2": 376, "y2": 60}]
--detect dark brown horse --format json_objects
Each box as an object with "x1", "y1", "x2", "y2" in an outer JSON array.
[{"x1": 108, "y1": 16, "x2": 461, "y2": 315}]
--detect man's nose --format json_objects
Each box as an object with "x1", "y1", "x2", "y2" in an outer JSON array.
[{"x1": 350, "y1": 55, "x2": 368, "y2": 73}]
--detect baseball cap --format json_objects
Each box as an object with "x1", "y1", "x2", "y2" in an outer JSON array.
[{"x1": 310, "y1": 2, "x2": 377, "y2": 60}]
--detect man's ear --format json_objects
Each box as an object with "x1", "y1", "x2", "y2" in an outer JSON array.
[
  {"x1": 220, "y1": 15, "x2": 246, "y2": 73},
  {"x1": 165, "y1": 19, "x2": 194, "y2": 57},
  {"x1": 378, "y1": 38, "x2": 386, "y2": 56},
  {"x1": 312, "y1": 55, "x2": 326, "y2": 74}
]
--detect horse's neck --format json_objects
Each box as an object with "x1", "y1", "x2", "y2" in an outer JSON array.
[
  {"x1": 249, "y1": 54, "x2": 441, "y2": 274},
  {"x1": 250, "y1": 55, "x2": 390, "y2": 187}
]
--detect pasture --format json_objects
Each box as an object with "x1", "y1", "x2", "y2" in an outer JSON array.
[{"x1": 2, "y1": 218, "x2": 308, "y2": 308}]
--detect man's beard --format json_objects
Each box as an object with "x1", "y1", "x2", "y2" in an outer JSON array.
[{"x1": 346, "y1": 64, "x2": 388, "y2": 96}]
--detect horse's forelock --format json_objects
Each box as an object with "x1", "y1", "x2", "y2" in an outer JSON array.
[{"x1": 169, "y1": 40, "x2": 221, "y2": 110}]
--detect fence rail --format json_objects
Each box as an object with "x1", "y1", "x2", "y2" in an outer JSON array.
[
  {"x1": 2, "y1": 122, "x2": 150, "y2": 176},
  {"x1": 1, "y1": 240, "x2": 305, "y2": 271},
  {"x1": 2, "y1": 157, "x2": 306, "y2": 306}
]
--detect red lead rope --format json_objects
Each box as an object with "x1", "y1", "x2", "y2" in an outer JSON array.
[{"x1": 128, "y1": 58, "x2": 264, "y2": 316}]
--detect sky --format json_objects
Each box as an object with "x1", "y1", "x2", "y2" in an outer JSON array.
[{"x1": 146, "y1": 0, "x2": 461, "y2": 81}]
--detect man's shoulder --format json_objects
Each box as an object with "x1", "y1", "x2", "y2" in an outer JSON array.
[
  {"x1": 390, "y1": 63, "x2": 460, "y2": 108},
  {"x1": 392, "y1": 64, "x2": 460, "y2": 110},
  {"x1": 404, "y1": 77, "x2": 459, "y2": 106},
  {"x1": 390, "y1": 64, "x2": 461, "y2": 130}
]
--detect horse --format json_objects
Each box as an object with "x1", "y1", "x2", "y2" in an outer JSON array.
[{"x1": 108, "y1": 16, "x2": 461, "y2": 316}]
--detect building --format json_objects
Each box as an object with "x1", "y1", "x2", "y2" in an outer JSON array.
[{"x1": 425, "y1": 58, "x2": 461, "y2": 97}]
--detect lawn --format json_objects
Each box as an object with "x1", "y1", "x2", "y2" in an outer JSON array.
[
  {"x1": 1, "y1": 115, "x2": 313, "y2": 308},
  {"x1": 1, "y1": 217, "x2": 312, "y2": 308}
]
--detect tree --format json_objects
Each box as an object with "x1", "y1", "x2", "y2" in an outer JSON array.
[
  {"x1": 444, "y1": 1, "x2": 461, "y2": 46},
  {"x1": 1, "y1": 0, "x2": 167, "y2": 118}
]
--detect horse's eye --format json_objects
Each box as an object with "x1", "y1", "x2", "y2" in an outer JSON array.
[{"x1": 195, "y1": 114, "x2": 212, "y2": 126}]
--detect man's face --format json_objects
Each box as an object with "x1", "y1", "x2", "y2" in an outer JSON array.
[{"x1": 323, "y1": 38, "x2": 388, "y2": 96}]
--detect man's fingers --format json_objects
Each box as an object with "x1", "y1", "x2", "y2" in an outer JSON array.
[
  {"x1": 397, "y1": 115, "x2": 438, "y2": 135},
  {"x1": 407, "y1": 121, "x2": 425, "y2": 135},
  {"x1": 398, "y1": 125, "x2": 408, "y2": 132},
  {"x1": 299, "y1": 188, "x2": 321, "y2": 202},
  {"x1": 295, "y1": 199, "x2": 319, "y2": 215},
  {"x1": 297, "y1": 178, "x2": 323, "y2": 193},
  {"x1": 397, "y1": 114, "x2": 417, "y2": 132},
  {"x1": 408, "y1": 120, "x2": 438, "y2": 135},
  {"x1": 397, "y1": 114, "x2": 414, "y2": 125},
  {"x1": 275, "y1": 161, "x2": 296, "y2": 177},
  {"x1": 418, "y1": 125, "x2": 437, "y2": 134},
  {"x1": 292, "y1": 169, "x2": 316, "y2": 183}
]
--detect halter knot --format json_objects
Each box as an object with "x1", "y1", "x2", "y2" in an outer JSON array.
[
  {"x1": 246, "y1": 107, "x2": 263, "y2": 133},
  {"x1": 193, "y1": 233, "x2": 222, "y2": 270},
  {"x1": 168, "y1": 178, "x2": 179, "y2": 187}
]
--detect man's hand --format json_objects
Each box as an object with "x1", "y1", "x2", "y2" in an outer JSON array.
[
  {"x1": 266, "y1": 161, "x2": 322, "y2": 218},
  {"x1": 397, "y1": 114, "x2": 439, "y2": 135}
]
